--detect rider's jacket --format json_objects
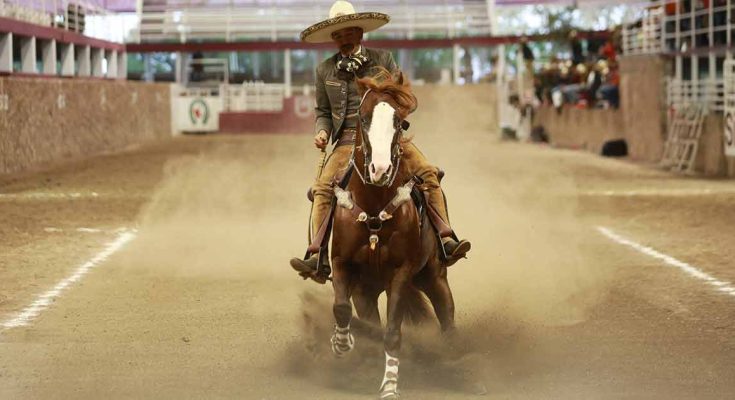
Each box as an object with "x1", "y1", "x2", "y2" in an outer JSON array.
[{"x1": 314, "y1": 47, "x2": 398, "y2": 143}]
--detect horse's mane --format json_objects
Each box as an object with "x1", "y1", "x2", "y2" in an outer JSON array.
[{"x1": 357, "y1": 67, "x2": 418, "y2": 119}]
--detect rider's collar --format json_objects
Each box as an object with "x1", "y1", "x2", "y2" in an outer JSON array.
[{"x1": 338, "y1": 45, "x2": 363, "y2": 58}]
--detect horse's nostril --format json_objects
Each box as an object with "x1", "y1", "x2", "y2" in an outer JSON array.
[
  {"x1": 386, "y1": 165, "x2": 393, "y2": 175},
  {"x1": 370, "y1": 164, "x2": 376, "y2": 174}
]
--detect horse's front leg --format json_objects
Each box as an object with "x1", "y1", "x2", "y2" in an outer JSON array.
[
  {"x1": 331, "y1": 256, "x2": 355, "y2": 357},
  {"x1": 380, "y1": 265, "x2": 411, "y2": 400}
]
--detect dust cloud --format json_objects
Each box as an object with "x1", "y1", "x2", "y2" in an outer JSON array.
[
  {"x1": 116, "y1": 84, "x2": 614, "y2": 396},
  {"x1": 118, "y1": 137, "x2": 314, "y2": 281}
]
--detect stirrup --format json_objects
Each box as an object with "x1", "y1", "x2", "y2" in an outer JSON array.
[
  {"x1": 440, "y1": 236, "x2": 470, "y2": 267},
  {"x1": 291, "y1": 250, "x2": 331, "y2": 284},
  {"x1": 444, "y1": 238, "x2": 471, "y2": 258}
]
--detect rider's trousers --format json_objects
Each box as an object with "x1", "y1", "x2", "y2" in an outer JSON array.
[{"x1": 310, "y1": 142, "x2": 450, "y2": 242}]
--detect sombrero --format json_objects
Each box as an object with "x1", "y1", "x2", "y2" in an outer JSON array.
[{"x1": 300, "y1": 1, "x2": 390, "y2": 43}]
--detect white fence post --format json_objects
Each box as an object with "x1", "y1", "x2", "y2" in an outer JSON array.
[
  {"x1": 20, "y1": 36, "x2": 37, "y2": 74},
  {"x1": 0, "y1": 33, "x2": 13, "y2": 73},
  {"x1": 41, "y1": 39, "x2": 57, "y2": 75},
  {"x1": 284, "y1": 48, "x2": 292, "y2": 98}
]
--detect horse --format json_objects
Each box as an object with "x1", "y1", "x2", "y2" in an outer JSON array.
[{"x1": 328, "y1": 69, "x2": 456, "y2": 400}]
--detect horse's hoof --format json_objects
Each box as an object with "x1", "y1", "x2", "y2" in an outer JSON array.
[
  {"x1": 330, "y1": 331, "x2": 354, "y2": 357},
  {"x1": 379, "y1": 381, "x2": 399, "y2": 399}
]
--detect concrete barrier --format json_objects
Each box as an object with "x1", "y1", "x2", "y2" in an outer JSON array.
[
  {"x1": 619, "y1": 55, "x2": 667, "y2": 163},
  {"x1": 219, "y1": 96, "x2": 314, "y2": 134},
  {"x1": 0, "y1": 77, "x2": 171, "y2": 175},
  {"x1": 535, "y1": 107, "x2": 624, "y2": 154},
  {"x1": 698, "y1": 114, "x2": 735, "y2": 177}
]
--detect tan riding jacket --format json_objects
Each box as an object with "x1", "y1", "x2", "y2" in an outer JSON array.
[{"x1": 314, "y1": 47, "x2": 398, "y2": 143}]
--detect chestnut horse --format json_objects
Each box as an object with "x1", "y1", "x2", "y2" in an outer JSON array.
[{"x1": 328, "y1": 70, "x2": 456, "y2": 400}]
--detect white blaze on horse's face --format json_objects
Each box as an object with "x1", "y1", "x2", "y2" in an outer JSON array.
[{"x1": 367, "y1": 101, "x2": 396, "y2": 184}]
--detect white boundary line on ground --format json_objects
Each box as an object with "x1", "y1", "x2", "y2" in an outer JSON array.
[
  {"x1": 0, "y1": 192, "x2": 100, "y2": 200},
  {"x1": 584, "y1": 188, "x2": 735, "y2": 197},
  {"x1": 0, "y1": 230, "x2": 137, "y2": 331},
  {"x1": 43, "y1": 227, "x2": 129, "y2": 234},
  {"x1": 597, "y1": 226, "x2": 735, "y2": 298}
]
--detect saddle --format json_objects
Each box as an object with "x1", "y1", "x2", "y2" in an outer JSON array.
[{"x1": 305, "y1": 164, "x2": 457, "y2": 276}]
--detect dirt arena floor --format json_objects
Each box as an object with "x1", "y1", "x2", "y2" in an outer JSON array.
[{"x1": 1, "y1": 84, "x2": 735, "y2": 399}]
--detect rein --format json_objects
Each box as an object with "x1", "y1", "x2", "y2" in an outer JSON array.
[
  {"x1": 352, "y1": 87, "x2": 405, "y2": 188},
  {"x1": 339, "y1": 82, "x2": 412, "y2": 266}
]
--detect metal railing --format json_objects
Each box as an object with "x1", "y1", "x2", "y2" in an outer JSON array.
[
  {"x1": 667, "y1": 77, "x2": 725, "y2": 112},
  {"x1": 0, "y1": 0, "x2": 123, "y2": 42},
  {"x1": 133, "y1": 3, "x2": 492, "y2": 43},
  {"x1": 0, "y1": 0, "x2": 54, "y2": 25},
  {"x1": 660, "y1": 0, "x2": 733, "y2": 52},
  {"x1": 622, "y1": 0, "x2": 734, "y2": 55},
  {"x1": 186, "y1": 58, "x2": 229, "y2": 89},
  {"x1": 223, "y1": 82, "x2": 286, "y2": 112},
  {"x1": 622, "y1": 7, "x2": 663, "y2": 55}
]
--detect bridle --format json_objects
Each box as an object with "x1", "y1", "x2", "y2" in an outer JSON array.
[{"x1": 351, "y1": 88, "x2": 405, "y2": 187}]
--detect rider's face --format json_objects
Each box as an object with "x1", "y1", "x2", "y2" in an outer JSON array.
[{"x1": 332, "y1": 27, "x2": 364, "y2": 55}]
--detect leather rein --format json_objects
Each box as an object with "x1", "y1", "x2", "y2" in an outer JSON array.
[
  {"x1": 350, "y1": 88, "x2": 405, "y2": 188},
  {"x1": 337, "y1": 88, "x2": 415, "y2": 263}
]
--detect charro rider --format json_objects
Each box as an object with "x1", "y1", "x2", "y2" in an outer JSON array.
[{"x1": 290, "y1": 0, "x2": 471, "y2": 281}]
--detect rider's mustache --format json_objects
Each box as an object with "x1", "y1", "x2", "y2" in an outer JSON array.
[{"x1": 340, "y1": 43, "x2": 356, "y2": 54}]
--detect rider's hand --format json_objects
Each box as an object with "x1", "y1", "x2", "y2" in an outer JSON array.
[{"x1": 314, "y1": 130, "x2": 329, "y2": 150}]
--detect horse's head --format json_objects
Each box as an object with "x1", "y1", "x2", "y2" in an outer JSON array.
[{"x1": 355, "y1": 69, "x2": 417, "y2": 187}]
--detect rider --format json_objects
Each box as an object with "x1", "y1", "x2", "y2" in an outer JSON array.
[{"x1": 290, "y1": 0, "x2": 471, "y2": 279}]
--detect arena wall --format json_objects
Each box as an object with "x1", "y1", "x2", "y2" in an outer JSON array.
[
  {"x1": 0, "y1": 77, "x2": 171, "y2": 175},
  {"x1": 535, "y1": 107, "x2": 624, "y2": 154},
  {"x1": 219, "y1": 96, "x2": 315, "y2": 134},
  {"x1": 618, "y1": 55, "x2": 668, "y2": 163}
]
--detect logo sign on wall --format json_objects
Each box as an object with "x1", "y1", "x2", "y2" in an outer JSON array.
[
  {"x1": 726, "y1": 110, "x2": 735, "y2": 157},
  {"x1": 294, "y1": 96, "x2": 314, "y2": 119},
  {"x1": 189, "y1": 99, "x2": 210, "y2": 125}
]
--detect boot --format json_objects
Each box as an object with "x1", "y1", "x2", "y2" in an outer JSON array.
[
  {"x1": 442, "y1": 236, "x2": 471, "y2": 259},
  {"x1": 290, "y1": 192, "x2": 333, "y2": 283},
  {"x1": 290, "y1": 254, "x2": 330, "y2": 284},
  {"x1": 426, "y1": 187, "x2": 471, "y2": 262}
]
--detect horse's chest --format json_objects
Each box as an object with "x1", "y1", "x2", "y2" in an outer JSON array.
[{"x1": 339, "y1": 227, "x2": 418, "y2": 267}]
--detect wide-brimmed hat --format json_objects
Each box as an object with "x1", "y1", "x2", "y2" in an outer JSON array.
[{"x1": 300, "y1": 1, "x2": 390, "y2": 43}]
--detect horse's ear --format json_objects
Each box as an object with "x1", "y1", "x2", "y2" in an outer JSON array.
[{"x1": 394, "y1": 70, "x2": 405, "y2": 86}]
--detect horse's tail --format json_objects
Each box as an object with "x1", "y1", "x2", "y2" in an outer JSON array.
[{"x1": 402, "y1": 285, "x2": 434, "y2": 325}]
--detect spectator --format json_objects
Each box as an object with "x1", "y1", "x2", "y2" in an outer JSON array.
[
  {"x1": 599, "y1": 38, "x2": 617, "y2": 62},
  {"x1": 520, "y1": 36, "x2": 535, "y2": 63},
  {"x1": 569, "y1": 30, "x2": 585, "y2": 65},
  {"x1": 518, "y1": 36, "x2": 536, "y2": 102},
  {"x1": 190, "y1": 51, "x2": 205, "y2": 82},
  {"x1": 599, "y1": 61, "x2": 620, "y2": 109},
  {"x1": 584, "y1": 61, "x2": 604, "y2": 107}
]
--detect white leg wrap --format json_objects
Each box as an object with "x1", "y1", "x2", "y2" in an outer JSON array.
[
  {"x1": 379, "y1": 351, "x2": 400, "y2": 398},
  {"x1": 330, "y1": 324, "x2": 355, "y2": 357}
]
